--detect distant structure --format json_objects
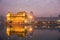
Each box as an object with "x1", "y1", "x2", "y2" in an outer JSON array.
[
  {"x1": 35, "y1": 15, "x2": 60, "y2": 21},
  {"x1": 30, "y1": 11, "x2": 35, "y2": 18},
  {"x1": 30, "y1": 11, "x2": 33, "y2": 15}
]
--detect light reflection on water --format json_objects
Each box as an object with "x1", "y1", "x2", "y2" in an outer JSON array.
[
  {"x1": 0, "y1": 25, "x2": 60, "y2": 40},
  {"x1": 9, "y1": 25, "x2": 60, "y2": 40},
  {"x1": 9, "y1": 29, "x2": 60, "y2": 40},
  {"x1": 32, "y1": 29, "x2": 60, "y2": 40}
]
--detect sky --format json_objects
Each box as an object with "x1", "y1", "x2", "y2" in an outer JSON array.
[{"x1": 0, "y1": 0, "x2": 60, "y2": 17}]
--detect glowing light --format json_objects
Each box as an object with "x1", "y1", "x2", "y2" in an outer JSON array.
[
  {"x1": 29, "y1": 15, "x2": 33, "y2": 19},
  {"x1": 7, "y1": 13, "x2": 10, "y2": 17},
  {"x1": 24, "y1": 20, "x2": 28, "y2": 23},
  {"x1": 29, "y1": 27, "x2": 33, "y2": 32},
  {"x1": 23, "y1": 13, "x2": 25, "y2": 16},
  {"x1": 25, "y1": 26, "x2": 27, "y2": 29},
  {"x1": 6, "y1": 27, "x2": 10, "y2": 36}
]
